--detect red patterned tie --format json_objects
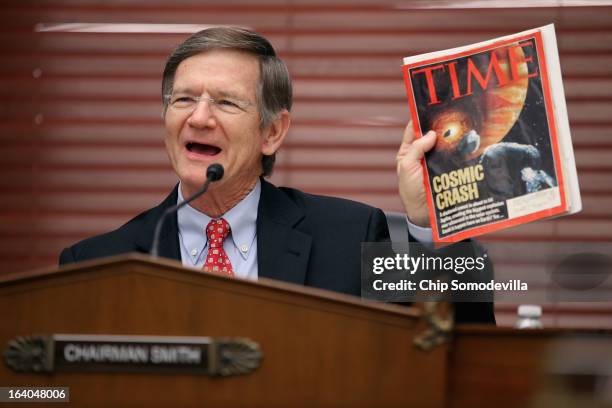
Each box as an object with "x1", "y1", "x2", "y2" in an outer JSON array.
[{"x1": 203, "y1": 218, "x2": 234, "y2": 277}]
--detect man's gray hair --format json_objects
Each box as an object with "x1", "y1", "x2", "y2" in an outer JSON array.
[{"x1": 161, "y1": 26, "x2": 292, "y2": 177}]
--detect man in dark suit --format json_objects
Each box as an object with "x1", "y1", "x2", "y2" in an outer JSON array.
[{"x1": 59, "y1": 27, "x2": 494, "y2": 324}]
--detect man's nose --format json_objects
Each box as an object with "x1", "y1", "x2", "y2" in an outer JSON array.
[{"x1": 187, "y1": 98, "x2": 216, "y2": 128}]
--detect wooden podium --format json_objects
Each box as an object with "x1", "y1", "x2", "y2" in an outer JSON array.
[{"x1": 0, "y1": 254, "x2": 610, "y2": 407}]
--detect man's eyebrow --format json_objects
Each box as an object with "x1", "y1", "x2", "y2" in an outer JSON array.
[
  {"x1": 216, "y1": 90, "x2": 247, "y2": 100},
  {"x1": 170, "y1": 87, "x2": 194, "y2": 94},
  {"x1": 170, "y1": 88, "x2": 246, "y2": 100}
]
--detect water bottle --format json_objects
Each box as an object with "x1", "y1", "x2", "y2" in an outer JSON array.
[{"x1": 515, "y1": 304, "x2": 543, "y2": 329}]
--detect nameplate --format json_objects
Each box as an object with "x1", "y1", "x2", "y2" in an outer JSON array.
[{"x1": 4, "y1": 334, "x2": 262, "y2": 377}]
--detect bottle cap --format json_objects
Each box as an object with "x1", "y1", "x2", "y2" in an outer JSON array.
[{"x1": 518, "y1": 304, "x2": 542, "y2": 318}]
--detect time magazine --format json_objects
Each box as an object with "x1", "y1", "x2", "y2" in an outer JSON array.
[{"x1": 402, "y1": 24, "x2": 581, "y2": 242}]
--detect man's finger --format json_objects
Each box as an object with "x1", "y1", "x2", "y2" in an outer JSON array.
[
  {"x1": 402, "y1": 130, "x2": 436, "y2": 162},
  {"x1": 400, "y1": 121, "x2": 415, "y2": 146}
]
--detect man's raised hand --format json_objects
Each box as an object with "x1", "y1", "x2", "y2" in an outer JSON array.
[{"x1": 396, "y1": 123, "x2": 437, "y2": 227}]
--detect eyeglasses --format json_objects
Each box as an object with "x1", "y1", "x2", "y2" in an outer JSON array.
[{"x1": 163, "y1": 93, "x2": 253, "y2": 115}]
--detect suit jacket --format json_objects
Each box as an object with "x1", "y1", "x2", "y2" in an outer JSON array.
[{"x1": 60, "y1": 179, "x2": 495, "y2": 324}]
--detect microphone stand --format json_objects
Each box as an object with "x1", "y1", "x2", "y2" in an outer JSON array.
[{"x1": 150, "y1": 164, "x2": 224, "y2": 258}]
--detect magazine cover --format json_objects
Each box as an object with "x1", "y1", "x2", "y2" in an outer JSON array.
[{"x1": 402, "y1": 25, "x2": 577, "y2": 242}]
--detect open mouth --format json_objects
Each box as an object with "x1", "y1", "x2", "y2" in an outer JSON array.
[{"x1": 186, "y1": 142, "x2": 221, "y2": 156}]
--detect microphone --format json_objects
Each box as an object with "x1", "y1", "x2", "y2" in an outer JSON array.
[
  {"x1": 206, "y1": 163, "x2": 224, "y2": 182},
  {"x1": 150, "y1": 163, "x2": 224, "y2": 258}
]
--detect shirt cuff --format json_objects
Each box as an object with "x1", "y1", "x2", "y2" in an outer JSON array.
[{"x1": 406, "y1": 217, "x2": 434, "y2": 244}]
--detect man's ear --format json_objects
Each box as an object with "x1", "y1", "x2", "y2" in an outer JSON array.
[{"x1": 261, "y1": 110, "x2": 290, "y2": 156}]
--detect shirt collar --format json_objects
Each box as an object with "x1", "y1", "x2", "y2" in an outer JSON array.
[{"x1": 177, "y1": 180, "x2": 261, "y2": 260}]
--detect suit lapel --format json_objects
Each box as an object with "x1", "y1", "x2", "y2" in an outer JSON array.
[
  {"x1": 257, "y1": 180, "x2": 312, "y2": 285},
  {"x1": 133, "y1": 180, "x2": 311, "y2": 280},
  {"x1": 135, "y1": 185, "x2": 181, "y2": 261}
]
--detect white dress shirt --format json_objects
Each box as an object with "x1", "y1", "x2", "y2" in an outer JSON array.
[{"x1": 177, "y1": 180, "x2": 261, "y2": 279}]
